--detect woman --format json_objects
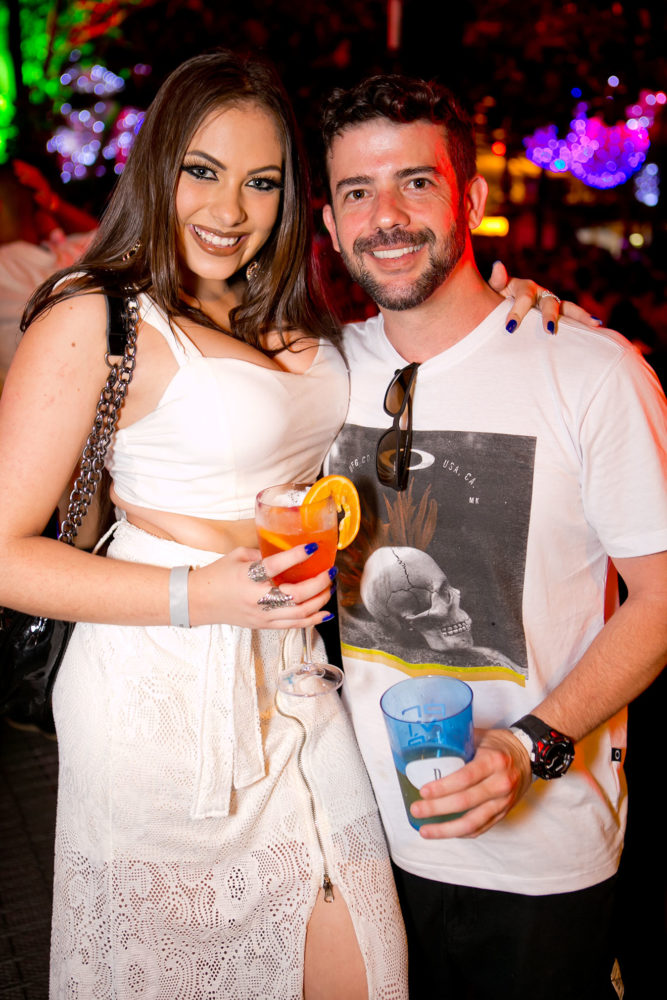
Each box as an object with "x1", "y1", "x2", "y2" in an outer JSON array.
[
  {"x1": 0, "y1": 50, "x2": 582, "y2": 999},
  {"x1": 1, "y1": 50, "x2": 405, "y2": 1000}
]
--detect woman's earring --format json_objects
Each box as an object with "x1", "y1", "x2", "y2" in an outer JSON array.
[
  {"x1": 246, "y1": 260, "x2": 259, "y2": 281},
  {"x1": 122, "y1": 240, "x2": 142, "y2": 262}
]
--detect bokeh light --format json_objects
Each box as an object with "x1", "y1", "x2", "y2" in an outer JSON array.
[{"x1": 523, "y1": 90, "x2": 661, "y2": 190}]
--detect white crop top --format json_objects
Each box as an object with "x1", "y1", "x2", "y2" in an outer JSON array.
[{"x1": 106, "y1": 294, "x2": 350, "y2": 520}]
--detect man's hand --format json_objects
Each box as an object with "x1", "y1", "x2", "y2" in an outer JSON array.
[{"x1": 410, "y1": 728, "x2": 533, "y2": 839}]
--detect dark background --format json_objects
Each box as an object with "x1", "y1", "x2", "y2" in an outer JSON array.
[{"x1": 4, "y1": 0, "x2": 667, "y2": 340}]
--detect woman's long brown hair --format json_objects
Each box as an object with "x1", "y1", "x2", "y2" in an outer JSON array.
[{"x1": 23, "y1": 49, "x2": 339, "y2": 350}]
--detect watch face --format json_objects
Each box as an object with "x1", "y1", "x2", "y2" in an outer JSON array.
[
  {"x1": 538, "y1": 739, "x2": 574, "y2": 778},
  {"x1": 513, "y1": 716, "x2": 575, "y2": 779}
]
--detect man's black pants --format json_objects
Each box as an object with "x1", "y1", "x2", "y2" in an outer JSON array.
[{"x1": 392, "y1": 864, "x2": 619, "y2": 999}]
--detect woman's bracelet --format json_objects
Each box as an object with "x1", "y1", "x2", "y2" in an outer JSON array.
[{"x1": 169, "y1": 565, "x2": 192, "y2": 628}]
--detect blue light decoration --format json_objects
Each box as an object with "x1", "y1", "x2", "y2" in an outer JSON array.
[
  {"x1": 523, "y1": 89, "x2": 665, "y2": 190},
  {"x1": 45, "y1": 59, "x2": 147, "y2": 182},
  {"x1": 634, "y1": 162, "x2": 660, "y2": 207}
]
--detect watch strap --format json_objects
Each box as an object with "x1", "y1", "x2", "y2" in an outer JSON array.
[{"x1": 509, "y1": 725, "x2": 533, "y2": 757}]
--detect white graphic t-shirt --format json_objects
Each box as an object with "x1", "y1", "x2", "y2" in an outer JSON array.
[{"x1": 327, "y1": 301, "x2": 667, "y2": 895}]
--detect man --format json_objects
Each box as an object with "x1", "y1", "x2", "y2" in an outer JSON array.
[{"x1": 321, "y1": 75, "x2": 667, "y2": 999}]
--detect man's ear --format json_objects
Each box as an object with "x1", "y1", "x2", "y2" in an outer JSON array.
[
  {"x1": 322, "y1": 204, "x2": 341, "y2": 253},
  {"x1": 465, "y1": 174, "x2": 488, "y2": 231}
]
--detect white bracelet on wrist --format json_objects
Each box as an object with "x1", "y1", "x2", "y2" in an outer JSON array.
[{"x1": 169, "y1": 565, "x2": 191, "y2": 628}]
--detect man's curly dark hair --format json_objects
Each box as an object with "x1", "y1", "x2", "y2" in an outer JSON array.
[{"x1": 321, "y1": 75, "x2": 476, "y2": 196}]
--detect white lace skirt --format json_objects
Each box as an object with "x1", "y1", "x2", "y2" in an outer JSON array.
[{"x1": 50, "y1": 521, "x2": 407, "y2": 999}]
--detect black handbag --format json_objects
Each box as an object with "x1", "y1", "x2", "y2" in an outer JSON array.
[{"x1": 0, "y1": 295, "x2": 138, "y2": 734}]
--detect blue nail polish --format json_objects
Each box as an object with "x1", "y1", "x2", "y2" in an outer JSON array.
[
  {"x1": 328, "y1": 567, "x2": 338, "y2": 579},
  {"x1": 321, "y1": 613, "x2": 335, "y2": 622},
  {"x1": 547, "y1": 321, "x2": 555, "y2": 334},
  {"x1": 591, "y1": 316, "x2": 602, "y2": 324},
  {"x1": 505, "y1": 319, "x2": 517, "y2": 334},
  {"x1": 304, "y1": 542, "x2": 318, "y2": 555}
]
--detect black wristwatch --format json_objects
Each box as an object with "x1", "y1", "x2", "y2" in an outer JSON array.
[{"x1": 509, "y1": 714, "x2": 575, "y2": 780}]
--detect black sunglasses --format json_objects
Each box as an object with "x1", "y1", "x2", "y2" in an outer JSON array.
[{"x1": 375, "y1": 362, "x2": 420, "y2": 492}]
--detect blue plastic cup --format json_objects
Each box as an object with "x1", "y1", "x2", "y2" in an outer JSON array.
[{"x1": 380, "y1": 675, "x2": 474, "y2": 829}]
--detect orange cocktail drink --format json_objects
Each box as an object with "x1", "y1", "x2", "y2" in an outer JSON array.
[
  {"x1": 255, "y1": 477, "x2": 359, "y2": 696},
  {"x1": 255, "y1": 484, "x2": 338, "y2": 585}
]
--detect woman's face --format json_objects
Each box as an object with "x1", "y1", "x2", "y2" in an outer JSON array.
[{"x1": 175, "y1": 102, "x2": 284, "y2": 293}]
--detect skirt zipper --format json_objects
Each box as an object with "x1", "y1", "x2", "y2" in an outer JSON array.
[
  {"x1": 275, "y1": 635, "x2": 335, "y2": 902},
  {"x1": 296, "y1": 721, "x2": 335, "y2": 902}
]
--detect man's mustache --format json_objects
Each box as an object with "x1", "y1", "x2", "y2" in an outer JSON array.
[{"x1": 352, "y1": 228, "x2": 435, "y2": 255}]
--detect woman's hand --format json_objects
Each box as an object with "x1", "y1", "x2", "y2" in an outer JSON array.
[
  {"x1": 189, "y1": 543, "x2": 336, "y2": 630},
  {"x1": 489, "y1": 260, "x2": 603, "y2": 335}
]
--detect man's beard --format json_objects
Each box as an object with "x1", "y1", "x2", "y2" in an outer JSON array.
[{"x1": 338, "y1": 212, "x2": 467, "y2": 311}]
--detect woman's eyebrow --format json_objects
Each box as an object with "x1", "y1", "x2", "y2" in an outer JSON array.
[
  {"x1": 184, "y1": 149, "x2": 225, "y2": 169},
  {"x1": 184, "y1": 150, "x2": 282, "y2": 175}
]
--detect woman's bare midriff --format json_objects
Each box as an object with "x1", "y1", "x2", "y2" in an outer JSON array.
[{"x1": 110, "y1": 485, "x2": 259, "y2": 555}]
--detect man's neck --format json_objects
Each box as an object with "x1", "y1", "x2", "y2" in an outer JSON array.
[{"x1": 380, "y1": 260, "x2": 502, "y2": 363}]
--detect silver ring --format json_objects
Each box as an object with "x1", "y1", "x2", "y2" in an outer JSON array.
[
  {"x1": 257, "y1": 586, "x2": 295, "y2": 611},
  {"x1": 248, "y1": 560, "x2": 270, "y2": 583},
  {"x1": 538, "y1": 289, "x2": 561, "y2": 306}
]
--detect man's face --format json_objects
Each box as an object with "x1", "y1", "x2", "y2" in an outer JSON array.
[{"x1": 323, "y1": 119, "x2": 471, "y2": 311}]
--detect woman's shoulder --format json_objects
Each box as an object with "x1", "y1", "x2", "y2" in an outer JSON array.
[
  {"x1": 0, "y1": 287, "x2": 113, "y2": 459},
  {"x1": 19, "y1": 288, "x2": 110, "y2": 381},
  {"x1": 33, "y1": 284, "x2": 107, "y2": 332}
]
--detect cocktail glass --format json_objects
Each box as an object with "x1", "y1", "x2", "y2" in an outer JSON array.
[{"x1": 255, "y1": 482, "x2": 344, "y2": 696}]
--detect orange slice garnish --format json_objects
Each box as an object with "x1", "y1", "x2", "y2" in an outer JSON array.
[
  {"x1": 256, "y1": 527, "x2": 292, "y2": 550},
  {"x1": 303, "y1": 475, "x2": 361, "y2": 550}
]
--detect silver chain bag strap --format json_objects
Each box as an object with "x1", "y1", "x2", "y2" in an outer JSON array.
[
  {"x1": 60, "y1": 296, "x2": 138, "y2": 542},
  {"x1": 0, "y1": 294, "x2": 138, "y2": 733}
]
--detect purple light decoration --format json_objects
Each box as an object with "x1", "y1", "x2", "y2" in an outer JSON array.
[
  {"x1": 102, "y1": 107, "x2": 145, "y2": 174},
  {"x1": 47, "y1": 104, "x2": 145, "y2": 181},
  {"x1": 46, "y1": 61, "x2": 151, "y2": 182},
  {"x1": 523, "y1": 90, "x2": 664, "y2": 190}
]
